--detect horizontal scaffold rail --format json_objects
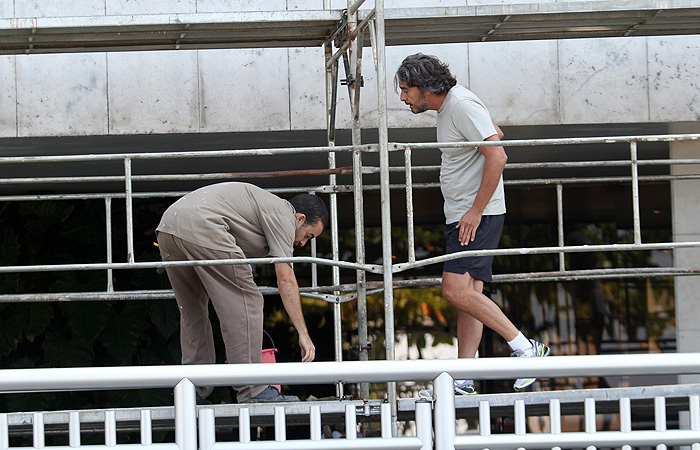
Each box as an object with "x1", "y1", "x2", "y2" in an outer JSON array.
[
  {"x1": 2, "y1": 266, "x2": 699, "y2": 304},
  {"x1": 1, "y1": 0, "x2": 700, "y2": 55},
  {"x1": 0, "y1": 133, "x2": 698, "y2": 304}
]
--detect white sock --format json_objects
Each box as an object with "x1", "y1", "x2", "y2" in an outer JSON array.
[{"x1": 507, "y1": 332, "x2": 532, "y2": 352}]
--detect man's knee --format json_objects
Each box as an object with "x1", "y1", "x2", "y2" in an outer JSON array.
[
  {"x1": 445, "y1": 271, "x2": 489, "y2": 306},
  {"x1": 443, "y1": 273, "x2": 472, "y2": 303}
]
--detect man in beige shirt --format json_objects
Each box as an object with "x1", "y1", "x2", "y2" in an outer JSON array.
[{"x1": 156, "y1": 182, "x2": 328, "y2": 403}]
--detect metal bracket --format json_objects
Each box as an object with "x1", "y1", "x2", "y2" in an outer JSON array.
[
  {"x1": 340, "y1": 75, "x2": 364, "y2": 87},
  {"x1": 351, "y1": 343, "x2": 373, "y2": 352}
]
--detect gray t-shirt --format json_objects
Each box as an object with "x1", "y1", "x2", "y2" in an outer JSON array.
[
  {"x1": 156, "y1": 182, "x2": 296, "y2": 258},
  {"x1": 437, "y1": 85, "x2": 506, "y2": 224}
]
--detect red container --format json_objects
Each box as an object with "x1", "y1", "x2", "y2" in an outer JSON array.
[
  {"x1": 262, "y1": 330, "x2": 281, "y2": 393},
  {"x1": 261, "y1": 347, "x2": 281, "y2": 393}
]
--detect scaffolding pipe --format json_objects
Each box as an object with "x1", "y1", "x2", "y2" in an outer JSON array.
[
  {"x1": 630, "y1": 140, "x2": 642, "y2": 244},
  {"x1": 373, "y1": 0, "x2": 397, "y2": 435},
  {"x1": 392, "y1": 241, "x2": 700, "y2": 273},
  {"x1": 556, "y1": 183, "x2": 565, "y2": 272},
  {"x1": 347, "y1": 0, "x2": 366, "y2": 16},
  {"x1": 405, "y1": 146, "x2": 416, "y2": 263},
  {"x1": 3, "y1": 141, "x2": 700, "y2": 191},
  {"x1": 0, "y1": 255, "x2": 382, "y2": 274},
  {"x1": 325, "y1": 32, "x2": 344, "y2": 399},
  {"x1": 0, "y1": 167, "x2": 356, "y2": 186},
  {"x1": 124, "y1": 158, "x2": 135, "y2": 263},
  {"x1": 401, "y1": 133, "x2": 700, "y2": 150},
  {"x1": 105, "y1": 198, "x2": 114, "y2": 293},
  {"x1": 353, "y1": 144, "x2": 370, "y2": 376},
  {"x1": 0, "y1": 144, "x2": 367, "y2": 164},
  {"x1": 324, "y1": 9, "x2": 375, "y2": 70},
  {"x1": 328, "y1": 107, "x2": 342, "y2": 396},
  {"x1": 347, "y1": 1, "x2": 370, "y2": 400},
  {"x1": 2, "y1": 266, "x2": 699, "y2": 303}
]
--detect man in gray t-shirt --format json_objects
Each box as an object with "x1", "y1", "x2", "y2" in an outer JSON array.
[
  {"x1": 156, "y1": 182, "x2": 328, "y2": 403},
  {"x1": 396, "y1": 54, "x2": 549, "y2": 394}
]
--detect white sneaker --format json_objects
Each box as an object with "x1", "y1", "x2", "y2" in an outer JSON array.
[
  {"x1": 418, "y1": 379, "x2": 476, "y2": 398},
  {"x1": 512, "y1": 339, "x2": 551, "y2": 391}
]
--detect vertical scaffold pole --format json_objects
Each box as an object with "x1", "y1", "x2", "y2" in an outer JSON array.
[
  {"x1": 374, "y1": 0, "x2": 397, "y2": 434},
  {"x1": 347, "y1": 0, "x2": 370, "y2": 401},
  {"x1": 124, "y1": 158, "x2": 135, "y2": 263},
  {"x1": 556, "y1": 183, "x2": 566, "y2": 357},
  {"x1": 105, "y1": 197, "x2": 114, "y2": 293},
  {"x1": 325, "y1": 34, "x2": 344, "y2": 399},
  {"x1": 630, "y1": 140, "x2": 642, "y2": 244}
]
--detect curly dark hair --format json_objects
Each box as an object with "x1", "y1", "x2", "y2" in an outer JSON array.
[
  {"x1": 394, "y1": 53, "x2": 457, "y2": 94},
  {"x1": 289, "y1": 194, "x2": 329, "y2": 229}
]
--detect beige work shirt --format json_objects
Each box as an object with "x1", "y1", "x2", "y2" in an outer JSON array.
[{"x1": 156, "y1": 182, "x2": 296, "y2": 258}]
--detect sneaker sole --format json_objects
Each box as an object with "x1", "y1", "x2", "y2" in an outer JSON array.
[{"x1": 513, "y1": 346, "x2": 551, "y2": 391}]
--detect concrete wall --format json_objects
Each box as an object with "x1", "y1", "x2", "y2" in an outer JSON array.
[
  {"x1": 670, "y1": 127, "x2": 700, "y2": 385},
  {"x1": 1, "y1": 1, "x2": 699, "y2": 138}
]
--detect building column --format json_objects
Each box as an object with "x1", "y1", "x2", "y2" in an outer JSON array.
[{"x1": 670, "y1": 124, "x2": 700, "y2": 385}]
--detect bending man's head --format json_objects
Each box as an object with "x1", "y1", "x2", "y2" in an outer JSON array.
[
  {"x1": 395, "y1": 53, "x2": 457, "y2": 95},
  {"x1": 290, "y1": 194, "x2": 328, "y2": 228},
  {"x1": 290, "y1": 194, "x2": 328, "y2": 247}
]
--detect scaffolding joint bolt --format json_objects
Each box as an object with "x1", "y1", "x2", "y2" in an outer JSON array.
[{"x1": 340, "y1": 75, "x2": 364, "y2": 87}]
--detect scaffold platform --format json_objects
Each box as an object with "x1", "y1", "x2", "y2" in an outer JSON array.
[{"x1": 1, "y1": 0, "x2": 700, "y2": 54}]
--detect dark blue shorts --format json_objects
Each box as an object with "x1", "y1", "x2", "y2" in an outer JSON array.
[{"x1": 443, "y1": 214, "x2": 505, "y2": 282}]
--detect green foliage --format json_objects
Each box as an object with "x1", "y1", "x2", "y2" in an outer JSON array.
[
  {"x1": 61, "y1": 301, "x2": 111, "y2": 344},
  {"x1": 0, "y1": 200, "x2": 180, "y2": 414},
  {"x1": 100, "y1": 303, "x2": 150, "y2": 364},
  {"x1": 0, "y1": 305, "x2": 24, "y2": 356},
  {"x1": 42, "y1": 330, "x2": 94, "y2": 367},
  {"x1": 19, "y1": 303, "x2": 54, "y2": 339}
]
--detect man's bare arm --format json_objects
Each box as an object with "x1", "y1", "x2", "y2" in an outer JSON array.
[
  {"x1": 493, "y1": 121, "x2": 505, "y2": 139},
  {"x1": 275, "y1": 262, "x2": 315, "y2": 362},
  {"x1": 456, "y1": 133, "x2": 507, "y2": 245}
]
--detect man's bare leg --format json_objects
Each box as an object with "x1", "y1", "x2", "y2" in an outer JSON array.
[
  {"x1": 442, "y1": 271, "x2": 519, "y2": 343},
  {"x1": 457, "y1": 311, "x2": 483, "y2": 358}
]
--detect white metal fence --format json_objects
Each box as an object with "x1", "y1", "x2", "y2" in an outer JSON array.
[{"x1": 1, "y1": 354, "x2": 699, "y2": 450}]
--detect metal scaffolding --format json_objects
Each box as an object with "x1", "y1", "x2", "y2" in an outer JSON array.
[{"x1": 1, "y1": 0, "x2": 700, "y2": 438}]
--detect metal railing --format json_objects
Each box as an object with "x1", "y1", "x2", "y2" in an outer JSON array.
[
  {"x1": 1, "y1": 354, "x2": 699, "y2": 450},
  {"x1": 2, "y1": 134, "x2": 699, "y2": 294},
  {"x1": 1, "y1": 135, "x2": 700, "y2": 398}
]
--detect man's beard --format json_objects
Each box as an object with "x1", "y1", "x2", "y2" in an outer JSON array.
[{"x1": 410, "y1": 96, "x2": 429, "y2": 114}]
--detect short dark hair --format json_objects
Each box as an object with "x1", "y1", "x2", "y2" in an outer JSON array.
[
  {"x1": 290, "y1": 194, "x2": 329, "y2": 230},
  {"x1": 395, "y1": 53, "x2": 457, "y2": 94}
]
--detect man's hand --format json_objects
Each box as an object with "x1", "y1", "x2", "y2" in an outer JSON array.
[
  {"x1": 456, "y1": 207, "x2": 482, "y2": 245},
  {"x1": 298, "y1": 333, "x2": 315, "y2": 362},
  {"x1": 458, "y1": 133, "x2": 506, "y2": 245}
]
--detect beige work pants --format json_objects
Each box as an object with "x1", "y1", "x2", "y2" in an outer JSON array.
[{"x1": 157, "y1": 232, "x2": 266, "y2": 402}]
